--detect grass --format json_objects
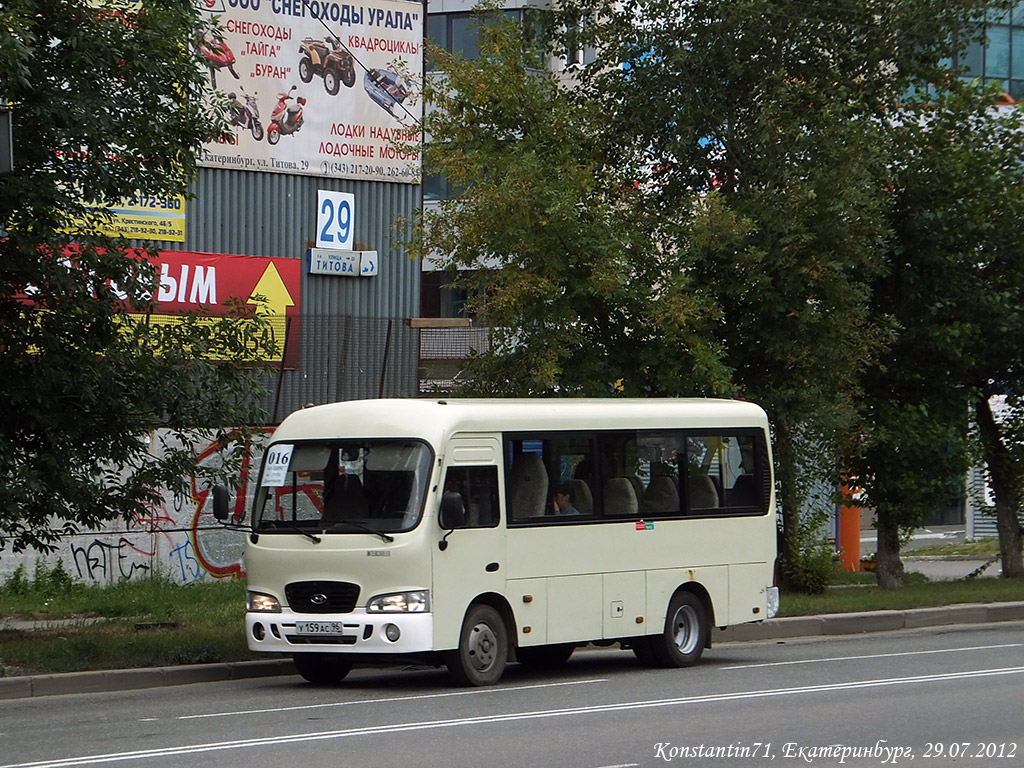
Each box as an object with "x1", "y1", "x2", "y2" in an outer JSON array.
[
  {"x1": 1, "y1": 563, "x2": 262, "y2": 677},
  {"x1": 2, "y1": 558, "x2": 1024, "y2": 677},
  {"x1": 908, "y1": 539, "x2": 1002, "y2": 557},
  {"x1": 779, "y1": 573, "x2": 1024, "y2": 617}
]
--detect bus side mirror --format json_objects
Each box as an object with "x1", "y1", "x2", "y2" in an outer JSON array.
[
  {"x1": 439, "y1": 491, "x2": 466, "y2": 530},
  {"x1": 212, "y1": 485, "x2": 231, "y2": 522}
]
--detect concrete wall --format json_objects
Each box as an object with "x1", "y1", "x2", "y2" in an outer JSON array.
[{"x1": 0, "y1": 430, "x2": 269, "y2": 586}]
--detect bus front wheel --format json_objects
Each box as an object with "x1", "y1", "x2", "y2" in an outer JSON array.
[
  {"x1": 446, "y1": 604, "x2": 508, "y2": 686},
  {"x1": 293, "y1": 653, "x2": 352, "y2": 684},
  {"x1": 642, "y1": 591, "x2": 708, "y2": 668}
]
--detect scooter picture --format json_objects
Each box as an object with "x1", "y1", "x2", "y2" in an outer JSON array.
[
  {"x1": 267, "y1": 86, "x2": 305, "y2": 146},
  {"x1": 228, "y1": 89, "x2": 263, "y2": 142},
  {"x1": 298, "y1": 36, "x2": 356, "y2": 96},
  {"x1": 197, "y1": 29, "x2": 240, "y2": 89}
]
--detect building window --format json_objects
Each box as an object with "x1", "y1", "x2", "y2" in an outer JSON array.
[
  {"x1": 952, "y1": 8, "x2": 1024, "y2": 100},
  {"x1": 426, "y1": 9, "x2": 546, "y2": 71}
]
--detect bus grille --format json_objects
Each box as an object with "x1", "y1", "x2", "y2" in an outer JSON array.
[{"x1": 286, "y1": 581, "x2": 360, "y2": 613}]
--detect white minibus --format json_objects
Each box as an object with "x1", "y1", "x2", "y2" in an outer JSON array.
[{"x1": 221, "y1": 398, "x2": 779, "y2": 686}]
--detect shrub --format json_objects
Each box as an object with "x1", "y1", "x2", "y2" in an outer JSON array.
[{"x1": 781, "y1": 510, "x2": 838, "y2": 594}]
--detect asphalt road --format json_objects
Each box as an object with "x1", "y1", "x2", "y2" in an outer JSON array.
[{"x1": 2, "y1": 621, "x2": 1022, "y2": 768}]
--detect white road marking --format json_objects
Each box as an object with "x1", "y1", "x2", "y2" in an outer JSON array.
[
  {"x1": 7, "y1": 666, "x2": 1024, "y2": 768},
  {"x1": 723, "y1": 643, "x2": 1023, "y2": 670},
  {"x1": 173, "y1": 677, "x2": 609, "y2": 720}
]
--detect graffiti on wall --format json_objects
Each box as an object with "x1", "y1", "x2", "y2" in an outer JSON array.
[
  {"x1": 69, "y1": 538, "x2": 153, "y2": 583},
  {"x1": 0, "y1": 429, "x2": 270, "y2": 586}
]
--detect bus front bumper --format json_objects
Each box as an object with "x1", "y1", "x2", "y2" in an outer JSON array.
[{"x1": 246, "y1": 609, "x2": 434, "y2": 654}]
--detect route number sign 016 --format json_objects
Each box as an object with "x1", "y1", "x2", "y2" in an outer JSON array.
[
  {"x1": 261, "y1": 444, "x2": 294, "y2": 487},
  {"x1": 316, "y1": 190, "x2": 355, "y2": 250}
]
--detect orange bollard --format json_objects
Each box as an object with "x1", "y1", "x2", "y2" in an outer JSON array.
[{"x1": 838, "y1": 484, "x2": 861, "y2": 572}]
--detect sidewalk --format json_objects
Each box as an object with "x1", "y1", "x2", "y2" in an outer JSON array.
[
  {"x1": 861, "y1": 524, "x2": 1003, "y2": 579},
  {"x1": 3, "y1": 601, "x2": 1023, "y2": 701}
]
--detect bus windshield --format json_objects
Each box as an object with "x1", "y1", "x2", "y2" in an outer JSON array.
[{"x1": 254, "y1": 440, "x2": 433, "y2": 535}]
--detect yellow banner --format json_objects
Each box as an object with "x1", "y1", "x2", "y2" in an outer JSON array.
[
  {"x1": 127, "y1": 312, "x2": 286, "y2": 364},
  {"x1": 91, "y1": 194, "x2": 187, "y2": 242}
]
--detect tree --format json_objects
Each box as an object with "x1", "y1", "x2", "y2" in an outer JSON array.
[
  {"x1": 853, "y1": 82, "x2": 1024, "y2": 586},
  {"x1": 562, "y1": 0, "x2": 1007, "y2": 589},
  {"x1": 0, "y1": 1, "x2": 277, "y2": 555},
  {"x1": 412, "y1": 7, "x2": 732, "y2": 398},
  {"x1": 418, "y1": 0, "x2": 1011, "y2": 590},
  {"x1": 562, "y1": 0, "x2": 928, "y2": 589},
  {"x1": 975, "y1": 396, "x2": 1024, "y2": 579}
]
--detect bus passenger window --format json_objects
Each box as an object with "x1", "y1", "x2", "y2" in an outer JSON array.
[
  {"x1": 442, "y1": 466, "x2": 500, "y2": 528},
  {"x1": 724, "y1": 436, "x2": 759, "y2": 508},
  {"x1": 604, "y1": 477, "x2": 639, "y2": 516},
  {"x1": 643, "y1": 475, "x2": 680, "y2": 513},
  {"x1": 569, "y1": 479, "x2": 593, "y2": 515},
  {"x1": 685, "y1": 434, "x2": 761, "y2": 512},
  {"x1": 508, "y1": 453, "x2": 549, "y2": 520}
]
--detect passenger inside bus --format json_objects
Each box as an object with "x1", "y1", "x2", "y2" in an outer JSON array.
[{"x1": 551, "y1": 482, "x2": 580, "y2": 516}]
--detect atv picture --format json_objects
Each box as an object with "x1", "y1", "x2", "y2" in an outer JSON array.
[{"x1": 298, "y1": 37, "x2": 356, "y2": 96}]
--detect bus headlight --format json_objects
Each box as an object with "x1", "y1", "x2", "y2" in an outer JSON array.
[
  {"x1": 247, "y1": 591, "x2": 282, "y2": 613},
  {"x1": 367, "y1": 590, "x2": 429, "y2": 613}
]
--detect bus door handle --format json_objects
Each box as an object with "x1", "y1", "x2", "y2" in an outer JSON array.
[{"x1": 485, "y1": 562, "x2": 500, "y2": 573}]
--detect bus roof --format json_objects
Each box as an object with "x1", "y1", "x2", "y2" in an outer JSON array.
[{"x1": 269, "y1": 398, "x2": 770, "y2": 443}]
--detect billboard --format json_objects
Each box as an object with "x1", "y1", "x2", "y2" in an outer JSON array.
[
  {"x1": 195, "y1": 0, "x2": 422, "y2": 183},
  {"x1": 86, "y1": 194, "x2": 188, "y2": 242},
  {"x1": 150, "y1": 249, "x2": 302, "y2": 367}
]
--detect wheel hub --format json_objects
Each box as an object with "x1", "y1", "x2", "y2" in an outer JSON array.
[
  {"x1": 468, "y1": 623, "x2": 497, "y2": 670},
  {"x1": 672, "y1": 604, "x2": 700, "y2": 655}
]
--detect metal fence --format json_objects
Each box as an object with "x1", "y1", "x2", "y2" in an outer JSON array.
[{"x1": 258, "y1": 316, "x2": 491, "y2": 423}]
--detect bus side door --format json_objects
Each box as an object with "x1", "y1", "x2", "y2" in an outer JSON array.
[{"x1": 431, "y1": 436, "x2": 507, "y2": 650}]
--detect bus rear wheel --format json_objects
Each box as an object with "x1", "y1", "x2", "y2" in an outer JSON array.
[
  {"x1": 446, "y1": 604, "x2": 508, "y2": 686},
  {"x1": 293, "y1": 653, "x2": 353, "y2": 684},
  {"x1": 648, "y1": 591, "x2": 707, "y2": 667}
]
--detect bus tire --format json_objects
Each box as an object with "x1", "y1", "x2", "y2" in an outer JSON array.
[
  {"x1": 650, "y1": 591, "x2": 707, "y2": 668},
  {"x1": 630, "y1": 636, "x2": 658, "y2": 666},
  {"x1": 446, "y1": 604, "x2": 508, "y2": 686},
  {"x1": 293, "y1": 653, "x2": 352, "y2": 684},
  {"x1": 517, "y1": 643, "x2": 574, "y2": 667}
]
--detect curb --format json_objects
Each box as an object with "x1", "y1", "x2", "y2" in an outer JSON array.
[
  {"x1": 0, "y1": 659, "x2": 297, "y2": 701},
  {"x1": 712, "y1": 601, "x2": 1024, "y2": 643},
  {"x1": 3, "y1": 602, "x2": 1023, "y2": 701}
]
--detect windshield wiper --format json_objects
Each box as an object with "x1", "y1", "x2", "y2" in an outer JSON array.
[
  {"x1": 268, "y1": 519, "x2": 321, "y2": 544},
  {"x1": 330, "y1": 519, "x2": 394, "y2": 543}
]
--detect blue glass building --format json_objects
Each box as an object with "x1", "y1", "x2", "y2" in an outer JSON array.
[{"x1": 957, "y1": 4, "x2": 1024, "y2": 99}]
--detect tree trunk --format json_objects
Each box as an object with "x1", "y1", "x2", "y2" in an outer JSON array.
[
  {"x1": 773, "y1": 417, "x2": 801, "y2": 590},
  {"x1": 974, "y1": 397, "x2": 1024, "y2": 579},
  {"x1": 874, "y1": 501, "x2": 905, "y2": 589}
]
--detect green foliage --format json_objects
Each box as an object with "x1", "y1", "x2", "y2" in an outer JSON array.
[
  {"x1": 418, "y1": 0, "x2": 1022, "y2": 580},
  {"x1": 2, "y1": 565, "x2": 31, "y2": 596},
  {"x1": 850, "y1": 80, "x2": 1024, "y2": 582},
  {"x1": 780, "y1": 509, "x2": 838, "y2": 595},
  {"x1": 0, "y1": 578, "x2": 257, "y2": 676},
  {"x1": 0, "y1": 1, "x2": 277, "y2": 556},
  {"x1": 1, "y1": 559, "x2": 83, "y2": 600},
  {"x1": 413, "y1": 4, "x2": 731, "y2": 397},
  {"x1": 561, "y1": 0, "x2": 1003, "y2": 551},
  {"x1": 911, "y1": 538, "x2": 1000, "y2": 557},
  {"x1": 778, "y1": 576, "x2": 1024, "y2": 618},
  {"x1": 32, "y1": 559, "x2": 80, "y2": 598},
  {"x1": 3, "y1": 572, "x2": 1023, "y2": 677}
]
